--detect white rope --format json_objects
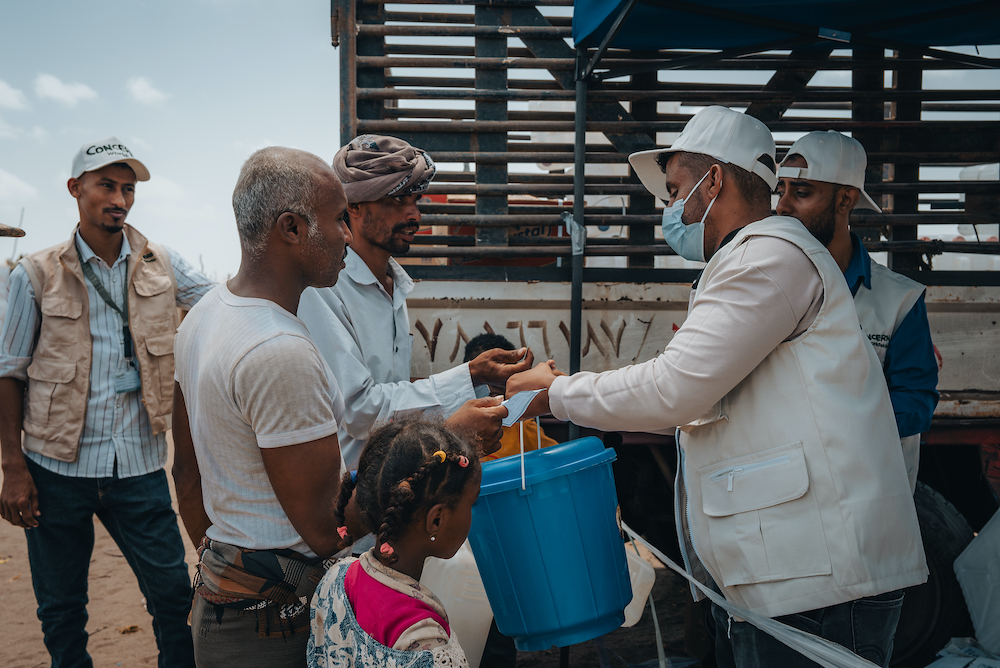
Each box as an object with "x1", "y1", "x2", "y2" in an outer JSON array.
[
  {"x1": 619, "y1": 521, "x2": 881, "y2": 668},
  {"x1": 519, "y1": 420, "x2": 526, "y2": 491}
]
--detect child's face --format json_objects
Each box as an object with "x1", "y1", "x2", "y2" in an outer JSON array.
[{"x1": 432, "y1": 470, "x2": 482, "y2": 559}]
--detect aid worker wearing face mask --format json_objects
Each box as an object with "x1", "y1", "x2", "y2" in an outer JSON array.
[{"x1": 507, "y1": 106, "x2": 927, "y2": 668}]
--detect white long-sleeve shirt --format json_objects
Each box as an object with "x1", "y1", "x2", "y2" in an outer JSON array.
[
  {"x1": 298, "y1": 250, "x2": 479, "y2": 468},
  {"x1": 549, "y1": 232, "x2": 824, "y2": 432}
]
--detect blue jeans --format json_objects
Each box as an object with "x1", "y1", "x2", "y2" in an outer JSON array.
[
  {"x1": 713, "y1": 590, "x2": 905, "y2": 668},
  {"x1": 24, "y1": 459, "x2": 195, "y2": 668}
]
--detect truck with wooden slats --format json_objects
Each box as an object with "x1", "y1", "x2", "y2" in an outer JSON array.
[{"x1": 331, "y1": 1, "x2": 1000, "y2": 664}]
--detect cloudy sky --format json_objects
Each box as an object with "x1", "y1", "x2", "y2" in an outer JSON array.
[
  {"x1": 1, "y1": 0, "x2": 343, "y2": 279},
  {"x1": 2, "y1": 4, "x2": 997, "y2": 279}
]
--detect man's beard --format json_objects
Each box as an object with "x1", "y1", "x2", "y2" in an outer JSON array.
[
  {"x1": 372, "y1": 220, "x2": 414, "y2": 256},
  {"x1": 100, "y1": 208, "x2": 127, "y2": 234},
  {"x1": 807, "y1": 199, "x2": 838, "y2": 247},
  {"x1": 100, "y1": 220, "x2": 125, "y2": 234}
]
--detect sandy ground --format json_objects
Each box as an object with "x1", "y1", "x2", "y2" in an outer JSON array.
[
  {"x1": 0, "y1": 437, "x2": 198, "y2": 668},
  {"x1": 0, "y1": 436, "x2": 691, "y2": 668}
]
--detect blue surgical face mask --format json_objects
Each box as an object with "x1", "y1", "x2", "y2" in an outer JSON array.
[{"x1": 661, "y1": 170, "x2": 718, "y2": 262}]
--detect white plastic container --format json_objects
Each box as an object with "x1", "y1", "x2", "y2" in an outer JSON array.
[
  {"x1": 621, "y1": 544, "x2": 656, "y2": 627},
  {"x1": 954, "y1": 508, "x2": 1000, "y2": 655},
  {"x1": 421, "y1": 540, "x2": 493, "y2": 668}
]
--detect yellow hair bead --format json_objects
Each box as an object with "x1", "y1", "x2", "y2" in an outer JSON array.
[{"x1": 433, "y1": 450, "x2": 447, "y2": 463}]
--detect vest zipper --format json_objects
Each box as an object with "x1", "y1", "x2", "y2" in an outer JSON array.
[
  {"x1": 677, "y1": 440, "x2": 711, "y2": 590},
  {"x1": 709, "y1": 454, "x2": 791, "y2": 492}
]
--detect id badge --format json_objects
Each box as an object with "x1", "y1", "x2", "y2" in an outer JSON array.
[{"x1": 114, "y1": 364, "x2": 142, "y2": 394}]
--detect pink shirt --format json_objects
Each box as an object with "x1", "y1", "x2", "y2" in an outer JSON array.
[{"x1": 344, "y1": 558, "x2": 451, "y2": 650}]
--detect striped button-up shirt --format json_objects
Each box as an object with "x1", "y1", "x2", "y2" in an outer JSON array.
[{"x1": 0, "y1": 230, "x2": 214, "y2": 478}]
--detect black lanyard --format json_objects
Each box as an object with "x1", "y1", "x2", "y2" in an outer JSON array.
[{"x1": 74, "y1": 241, "x2": 133, "y2": 359}]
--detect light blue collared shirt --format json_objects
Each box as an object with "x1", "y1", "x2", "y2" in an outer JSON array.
[{"x1": 0, "y1": 230, "x2": 214, "y2": 478}]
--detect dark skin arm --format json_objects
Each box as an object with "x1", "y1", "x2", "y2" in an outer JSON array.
[
  {"x1": 444, "y1": 396, "x2": 509, "y2": 456},
  {"x1": 260, "y1": 434, "x2": 342, "y2": 558},
  {"x1": 171, "y1": 383, "x2": 210, "y2": 546},
  {"x1": 0, "y1": 378, "x2": 39, "y2": 528},
  {"x1": 504, "y1": 360, "x2": 563, "y2": 421},
  {"x1": 469, "y1": 347, "x2": 535, "y2": 388},
  {"x1": 173, "y1": 382, "x2": 343, "y2": 558}
]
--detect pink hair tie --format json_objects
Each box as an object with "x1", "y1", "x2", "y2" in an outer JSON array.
[
  {"x1": 458, "y1": 455, "x2": 469, "y2": 468},
  {"x1": 337, "y1": 526, "x2": 349, "y2": 539},
  {"x1": 379, "y1": 543, "x2": 394, "y2": 556}
]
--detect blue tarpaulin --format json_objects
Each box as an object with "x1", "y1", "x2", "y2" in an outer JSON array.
[{"x1": 573, "y1": 0, "x2": 1000, "y2": 51}]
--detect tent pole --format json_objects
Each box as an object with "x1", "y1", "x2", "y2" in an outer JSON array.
[
  {"x1": 581, "y1": 0, "x2": 639, "y2": 80},
  {"x1": 569, "y1": 49, "x2": 588, "y2": 442}
]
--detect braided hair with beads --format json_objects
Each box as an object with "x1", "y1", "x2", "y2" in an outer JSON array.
[{"x1": 333, "y1": 418, "x2": 480, "y2": 562}]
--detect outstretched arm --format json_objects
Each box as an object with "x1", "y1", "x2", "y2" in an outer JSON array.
[{"x1": 299, "y1": 288, "x2": 479, "y2": 443}]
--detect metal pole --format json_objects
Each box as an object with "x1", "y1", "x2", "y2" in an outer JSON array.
[
  {"x1": 569, "y1": 49, "x2": 588, "y2": 441},
  {"x1": 337, "y1": 0, "x2": 357, "y2": 144}
]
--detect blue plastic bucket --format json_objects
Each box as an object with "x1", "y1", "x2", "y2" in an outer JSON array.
[{"x1": 467, "y1": 436, "x2": 631, "y2": 651}]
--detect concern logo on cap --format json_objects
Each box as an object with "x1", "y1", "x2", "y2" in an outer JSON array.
[{"x1": 71, "y1": 136, "x2": 151, "y2": 182}]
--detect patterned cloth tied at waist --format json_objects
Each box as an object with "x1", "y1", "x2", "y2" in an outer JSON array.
[{"x1": 195, "y1": 537, "x2": 328, "y2": 609}]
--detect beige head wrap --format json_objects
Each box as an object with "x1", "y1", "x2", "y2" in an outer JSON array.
[{"x1": 332, "y1": 134, "x2": 436, "y2": 204}]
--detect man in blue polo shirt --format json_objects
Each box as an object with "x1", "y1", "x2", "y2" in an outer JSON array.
[{"x1": 776, "y1": 130, "x2": 939, "y2": 492}]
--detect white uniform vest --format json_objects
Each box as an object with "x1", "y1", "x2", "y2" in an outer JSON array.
[
  {"x1": 853, "y1": 260, "x2": 927, "y2": 493},
  {"x1": 676, "y1": 217, "x2": 927, "y2": 618}
]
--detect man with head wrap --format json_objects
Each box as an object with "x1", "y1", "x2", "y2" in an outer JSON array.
[{"x1": 298, "y1": 135, "x2": 531, "y2": 470}]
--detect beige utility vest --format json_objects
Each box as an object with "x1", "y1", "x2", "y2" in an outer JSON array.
[
  {"x1": 677, "y1": 217, "x2": 927, "y2": 618},
  {"x1": 19, "y1": 225, "x2": 178, "y2": 462}
]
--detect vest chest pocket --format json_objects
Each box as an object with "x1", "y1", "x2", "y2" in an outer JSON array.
[
  {"x1": 698, "y1": 442, "x2": 832, "y2": 587},
  {"x1": 132, "y1": 272, "x2": 172, "y2": 297},
  {"x1": 38, "y1": 295, "x2": 84, "y2": 351},
  {"x1": 143, "y1": 332, "x2": 176, "y2": 406},
  {"x1": 25, "y1": 357, "x2": 77, "y2": 427}
]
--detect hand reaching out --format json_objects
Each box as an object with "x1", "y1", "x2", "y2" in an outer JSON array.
[
  {"x1": 445, "y1": 396, "x2": 509, "y2": 456},
  {"x1": 469, "y1": 347, "x2": 534, "y2": 389}
]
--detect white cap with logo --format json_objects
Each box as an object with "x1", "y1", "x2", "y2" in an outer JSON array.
[
  {"x1": 778, "y1": 131, "x2": 880, "y2": 211},
  {"x1": 629, "y1": 105, "x2": 777, "y2": 200},
  {"x1": 71, "y1": 137, "x2": 150, "y2": 182}
]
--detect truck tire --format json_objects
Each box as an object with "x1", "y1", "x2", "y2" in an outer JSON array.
[{"x1": 891, "y1": 482, "x2": 974, "y2": 667}]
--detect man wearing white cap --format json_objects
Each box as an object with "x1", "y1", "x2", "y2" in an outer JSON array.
[
  {"x1": 776, "y1": 131, "x2": 938, "y2": 493},
  {"x1": 0, "y1": 137, "x2": 212, "y2": 667},
  {"x1": 508, "y1": 106, "x2": 926, "y2": 667}
]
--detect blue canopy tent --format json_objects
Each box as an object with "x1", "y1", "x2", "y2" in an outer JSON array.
[{"x1": 573, "y1": 0, "x2": 1000, "y2": 79}]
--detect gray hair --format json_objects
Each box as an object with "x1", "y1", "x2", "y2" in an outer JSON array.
[{"x1": 232, "y1": 147, "x2": 325, "y2": 257}]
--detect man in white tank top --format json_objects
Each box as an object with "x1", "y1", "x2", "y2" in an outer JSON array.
[
  {"x1": 172, "y1": 147, "x2": 353, "y2": 666},
  {"x1": 776, "y1": 131, "x2": 939, "y2": 493}
]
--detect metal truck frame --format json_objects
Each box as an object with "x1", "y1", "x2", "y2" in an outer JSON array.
[{"x1": 331, "y1": 1, "x2": 1000, "y2": 664}]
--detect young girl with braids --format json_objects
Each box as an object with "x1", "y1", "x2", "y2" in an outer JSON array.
[{"x1": 308, "y1": 419, "x2": 481, "y2": 668}]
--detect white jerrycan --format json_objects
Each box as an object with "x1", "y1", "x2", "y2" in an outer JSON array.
[
  {"x1": 421, "y1": 540, "x2": 494, "y2": 668},
  {"x1": 622, "y1": 544, "x2": 656, "y2": 627}
]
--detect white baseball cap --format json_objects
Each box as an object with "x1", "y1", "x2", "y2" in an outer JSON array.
[
  {"x1": 629, "y1": 105, "x2": 777, "y2": 200},
  {"x1": 71, "y1": 137, "x2": 150, "y2": 182},
  {"x1": 778, "y1": 131, "x2": 880, "y2": 211}
]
